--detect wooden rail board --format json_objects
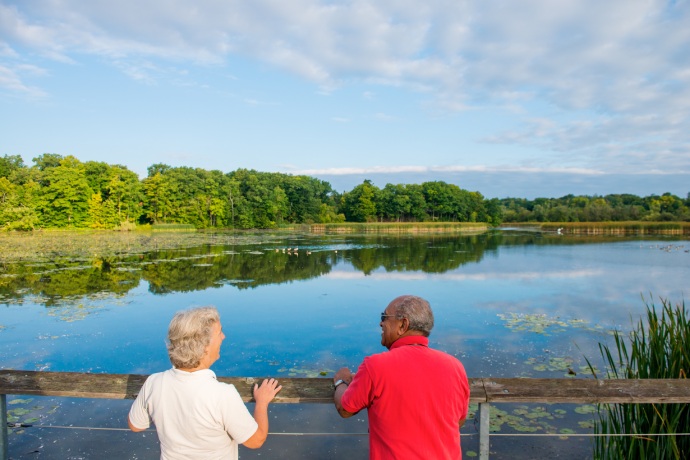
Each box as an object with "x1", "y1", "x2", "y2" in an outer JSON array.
[
  {"x1": 2, "y1": 370, "x2": 690, "y2": 404},
  {"x1": 481, "y1": 377, "x2": 690, "y2": 403}
]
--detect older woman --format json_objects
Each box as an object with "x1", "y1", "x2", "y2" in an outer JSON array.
[{"x1": 128, "y1": 306, "x2": 281, "y2": 460}]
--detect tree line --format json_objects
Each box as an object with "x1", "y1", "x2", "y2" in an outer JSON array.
[
  {"x1": 0, "y1": 154, "x2": 502, "y2": 230},
  {"x1": 1, "y1": 153, "x2": 687, "y2": 230},
  {"x1": 500, "y1": 193, "x2": 690, "y2": 223}
]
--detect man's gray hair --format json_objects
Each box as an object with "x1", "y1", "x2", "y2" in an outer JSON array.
[
  {"x1": 391, "y1": 295, "x2": 434, "y2": 337},
  {"x1": 167, "y1": 306, "x2": 219, "y2": 369}
]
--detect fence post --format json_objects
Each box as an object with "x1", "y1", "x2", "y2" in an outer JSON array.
[
  {"x1": 478, "y1": 402, "x2": 490, "y2": 460},
  {"x1": 1, "y1": 393, "x2": 8, "y2": 460}
]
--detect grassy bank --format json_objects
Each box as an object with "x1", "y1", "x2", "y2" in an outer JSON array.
[
  {"x1": 511, "y1": 222, "x2": 690, "y2": 235},
  {"x1": 300, "y1": 222, "x2": 490, "y2": 234}
]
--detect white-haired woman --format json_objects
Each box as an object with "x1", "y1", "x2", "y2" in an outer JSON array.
[{"x1": 128, "y1": 306, "x2": 281, "y2": 459}]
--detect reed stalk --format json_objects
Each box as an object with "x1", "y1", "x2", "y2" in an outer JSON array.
[{"x1": 589, "y1": 297, "x2": 689, "y2": 459}]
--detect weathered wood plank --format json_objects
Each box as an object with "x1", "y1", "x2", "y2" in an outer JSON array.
[
  {"x1": 482, "y1": 378, "x2": 690, "y2": 403},
  {"x1": 0, "y1": 370, "x2": 489, "y2": 403},
  {"x1": 0, "y1": 370, "x2": 148, "y2": 400},
  {"x1": 2, "y1": 371, "x2": 689, "y2": 405}
]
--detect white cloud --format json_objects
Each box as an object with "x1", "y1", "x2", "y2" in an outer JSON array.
[
  {"x1": 291, "y1": 164, "x2": 604, "y2": 176},
  {"x1": 0, "y1": 64, "x2": 47, "y2": 97},
  {"x1": 1, "y1": 0, "x2": 689, "y2": 175}
]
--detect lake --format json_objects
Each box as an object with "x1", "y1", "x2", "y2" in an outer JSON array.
[{"x1": 1, "y1": 229, "x2": 689, "y2": 459}]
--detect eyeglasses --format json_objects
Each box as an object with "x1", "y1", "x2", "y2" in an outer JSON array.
[{"x1": 380, "y1": 312, "x2": 399, "y2": 322}]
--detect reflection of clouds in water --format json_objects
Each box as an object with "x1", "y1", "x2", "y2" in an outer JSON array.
[{"x1": 324, "y1": 269, "x2": 603, "y2": 281}]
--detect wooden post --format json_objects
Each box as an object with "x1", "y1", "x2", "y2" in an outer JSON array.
[
  {"x1": 478, "y1": 402, "x2": 490, "y2": 460},
  {"x1": 1, "y1": 393, "x2": 8, "y2": 460}
]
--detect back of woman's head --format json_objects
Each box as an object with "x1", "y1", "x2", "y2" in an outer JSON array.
[{"x1": 167, "y1": 306, "x2": 219, "y2": 369}]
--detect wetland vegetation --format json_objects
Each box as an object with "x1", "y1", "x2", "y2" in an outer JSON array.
[{"x1": 589, "y1": 298, "x2": 690, "y2": 459}]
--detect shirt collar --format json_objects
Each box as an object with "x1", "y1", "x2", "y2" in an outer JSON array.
[
  {"x1": 390, "y1": 335, "x2": 429, "y2": 350},
  {"x1": 171, "y1": 367, "x2": 217, "y2": 379}
]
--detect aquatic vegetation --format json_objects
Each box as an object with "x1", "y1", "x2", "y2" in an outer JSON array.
[
  {"x1": 498, "y1": 312, "x2": 614, "y2": 336},
  {"x1": 468, "y1": 403, "x2": 570, "y2": 434},
  {"x1": 6, "y1": 397, "x2": 58, "y2": 435},
  {"x1": 498, "y1": 313, "x2": 569, "y2": 335},
  {"x1": 588, "y1": 297, "x2": 689, "y2": 459}
]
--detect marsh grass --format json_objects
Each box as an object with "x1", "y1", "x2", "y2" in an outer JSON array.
[
  {"x1": 587, "y1": 297, "x2": 689, "y2": 459},
  {"x1": 151, "y1": 223, "x2": 196, "y2": 231},
  {"x1": 541, "y1": 222, "x2": 690, "y2": 235},
  {"x1": 306, "y1": 222, "x2": 489, "y2": 233}
]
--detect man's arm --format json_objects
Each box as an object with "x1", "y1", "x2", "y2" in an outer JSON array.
[
  {"x1": 242, "y1": 378, "x2": 282, "y2": 449},
  {"x1": 333, "y1": 367, "x2": 357, "y2": 418}
]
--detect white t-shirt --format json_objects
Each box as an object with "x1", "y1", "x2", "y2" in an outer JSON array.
[{"x1": 129, "y1": 368, "x2": 258, "y2": 460}]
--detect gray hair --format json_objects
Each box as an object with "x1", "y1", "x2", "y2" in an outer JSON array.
[
  {"x1": 391, "y1": 295, "x2": 434, "y2": 337},
  {"x1": 167, "y1": 306, "x2": 220, "y2": 369}
]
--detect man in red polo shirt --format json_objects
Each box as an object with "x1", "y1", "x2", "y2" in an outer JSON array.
[{"x1": 333, "y1": 295, "x2": 470, "y2": 459}]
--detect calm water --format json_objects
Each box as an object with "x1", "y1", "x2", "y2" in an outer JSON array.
[{"x1": 2, "y1": 230, "x2": 689, "y2": 459}]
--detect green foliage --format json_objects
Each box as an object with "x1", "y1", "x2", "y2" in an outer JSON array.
[
  {"x1": 341, "y1": 179, "x2": 380, "y2": 222},
  {"x1": 7, "y1": 153, "x2": 684, "y2": 230},
  {"x1": 501, "y1": 193, "x2": 690, "y2": 223},
  {"x1": 0, "y1": 154, "x2": 25, "y2": 178},
  {"x1": 589, "y1": 297, "x2": 689, "y2": 459},
  {"x1": 37, "y1": 156, "x2": 93, "y2": 227}
]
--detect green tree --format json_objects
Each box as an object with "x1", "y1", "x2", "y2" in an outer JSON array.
[
  {"x1": 0, "y1": 154, "x2": 25, "y2": 178},
  {"x1": 32, "y1": 153, "x2": 63, "y2": 172},
  {"x1": 342, "y1": 180, "x2": 380, "y2": 222},
  {"x1": 37, "y1": 156, "x2": 93, "y2": 227},
  {"x1": 142, "y1": 172, "x2": 173, "y2": 224}
]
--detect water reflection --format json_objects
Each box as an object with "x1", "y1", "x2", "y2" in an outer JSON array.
[
  {"x1": 2, "y1": 234, "x2": 486, "y2": 302},
  {"x1": 2, "y1": 231, "x2": 689, "y2": 459},
  {"x1": 0, "y1": 232, "x2": 636, "y2": 305}
]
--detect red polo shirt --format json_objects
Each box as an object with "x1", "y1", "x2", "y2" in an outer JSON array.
[{"x1": 341, "y1": 335, "x2": 470, "y2": 459}]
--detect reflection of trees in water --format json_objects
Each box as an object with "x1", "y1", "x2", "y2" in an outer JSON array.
[
  {"x1": 348, "y1": 234, "x2": 503, "y2": 274},
  {"x1": 143, "y1": 249, "x2": 333, "y2": 293},
  {"x1": 0, "y1": 257, "x2": 138, "y2": 305},
  {"x1": 0, "y1": 232, "x2": 638, "y2": 305}
]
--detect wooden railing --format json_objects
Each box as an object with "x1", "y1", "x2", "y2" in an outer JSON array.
[{"x1": 2, "y1": 370, "x2": 690, "y2": 459}]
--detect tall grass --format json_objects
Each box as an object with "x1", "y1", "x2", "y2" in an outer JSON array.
[
  {"x1": 540, "y1": 222, "x2": 690, "y2": 235},
  {"x1": 306, "y1": 222, "x2": 489, "y2": 234},
  {"x1": 589, "y1": 297, "x2": 689, "y2": 459},
  {"x1": 150, "y1": 223, "x2": 196, "y2": 232}
]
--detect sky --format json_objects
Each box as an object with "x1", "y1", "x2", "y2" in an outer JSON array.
[{"x1": 1, "y1": 0, "x2": 689, "y2": 199}]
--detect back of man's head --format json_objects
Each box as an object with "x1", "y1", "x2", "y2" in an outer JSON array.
[{"x1": 391, "y1": 295, "x2": 434, "y2": 337}]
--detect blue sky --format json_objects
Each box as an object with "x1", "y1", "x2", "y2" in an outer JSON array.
[{"x1": 1, "y1": 0, "x2": 689, "y2": 199}]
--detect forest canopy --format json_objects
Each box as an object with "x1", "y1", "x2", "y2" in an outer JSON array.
[{"x1": 0, "y1": 154, "x2": 688, "y2": 231}]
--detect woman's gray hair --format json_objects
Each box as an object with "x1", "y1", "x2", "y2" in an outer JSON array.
[
  {"x1": 392, "y1": 295, "x2": 434, "y2": 337},
  {"x1": 167, "y1": 306, "x2": 220, "y2": 369}
]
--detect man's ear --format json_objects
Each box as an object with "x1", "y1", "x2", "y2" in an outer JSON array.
[{"x1": 398, "y1": 317, "x2": 410, "y2": 335}]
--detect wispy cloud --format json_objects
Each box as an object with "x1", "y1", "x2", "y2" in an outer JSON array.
[
  {"x1": 1, "y1": 0, "x2": 689, "y2": 178},
  {"x1": 290, "y1": 164, "x2": 605, "y2": 176},
  {"x1": 0, "y1": 64, "x2": 47, "y2": 97}
]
